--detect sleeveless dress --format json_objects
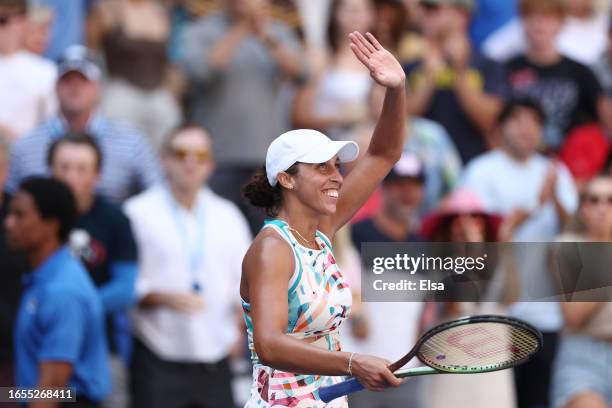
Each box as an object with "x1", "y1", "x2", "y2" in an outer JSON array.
[{"x1": 242, "y1": 219, "x2": 353, "y2": 407}]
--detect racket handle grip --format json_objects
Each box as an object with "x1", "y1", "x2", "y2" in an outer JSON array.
[{"x1": 319, "y1": 378, "x2": 364, "y2": 403}]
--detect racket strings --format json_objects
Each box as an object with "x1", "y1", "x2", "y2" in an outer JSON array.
[{"x1": 418, "y1": 322, "x2": 539, "y2": 373}]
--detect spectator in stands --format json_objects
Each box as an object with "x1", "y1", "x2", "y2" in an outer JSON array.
[
  {"x1": 351, "y1": 152, "x2": 425, "y2": 248},
  {"x1": 6, "y1": 45, "x2": 161, "y2": 203},
  {"x1": 404, "y1": 0, "x2": 508, "y2": 164},
  {"x1": 462, "y1": 97, "x2": 579, "y2": 408},
  {"x1": 6, "y1": 177, "x2": 111, "y2": 407},
  {"x1": 180, "y1": 0, "x2": 305, "y2": 234},
  {"x1": 420, "y1": 188, "x2": 503, "y2": 242},
  {"x1": 0, "y1": 135, "x2": 28, "y2": 407},
  {"x1": 48, "y1": 133, "x2": 138, "y2": 408},
  {"x1": 552, "y1": 174, "x2": 612, "y2": 408},
  {"x1": 124, "y1": 125, "x2": 251, "y2": 408},
  {"x1": 350, "y1": 83, "x2": 461, "y2": 223},
  {"x1": 362, "y1": 83, "x2": 462, "y2": 212},
  {"x1": 504, "y1": 0, "x2": 604, "y2": 151},
  {"x1": 293, "y1": 0, "x2": 375, "y2": 142},
  {"x1": 87, "y1": 0, "x2": 182, "y2": 149},
  {"x1": 0, "y1": 0, "x2": 57, "y2": 141},
  {"x1": 419, "y1": 188, "x2": 517, "y2": 408},
  {"x1": 463, "y1": 98, "x2": 579, "y2": 240}
]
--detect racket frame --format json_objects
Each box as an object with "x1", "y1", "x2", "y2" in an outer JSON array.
[
  {"x1": 400, "y1": 314, "x2": 544, "y2": 374},
  {"x1": 318, "y1": 314, "x2": 543, "y2": 403}
]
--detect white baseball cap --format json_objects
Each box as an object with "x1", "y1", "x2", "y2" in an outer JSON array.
[{"x1": 266, "y1": 129, "x2": 359, "y2": 186}]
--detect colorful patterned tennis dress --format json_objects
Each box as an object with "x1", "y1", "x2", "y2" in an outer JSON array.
[{"x1": 242, "y1": 219, "x2": 352, "y2": 407}]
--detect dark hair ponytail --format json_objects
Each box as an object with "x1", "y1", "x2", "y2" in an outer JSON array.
[{"x1": 242, "y1": 165, "x2": 299, "y2": 218}]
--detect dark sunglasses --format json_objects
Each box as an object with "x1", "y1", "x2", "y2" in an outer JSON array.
[
  {"x1": 171, "y1": 148, "x2": 211, "y2": 163},
  {"x1": 583, "y1": 194, "x2": 612, "y2": 205}
]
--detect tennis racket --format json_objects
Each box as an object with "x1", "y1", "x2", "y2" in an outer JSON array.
[{"x1": 319, "y1": 314, "x2": 543, "y2": 403}]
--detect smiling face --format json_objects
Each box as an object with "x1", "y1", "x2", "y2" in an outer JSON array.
[{"x1": 279, "y1": 157, "x2": 343, "y2": 216}]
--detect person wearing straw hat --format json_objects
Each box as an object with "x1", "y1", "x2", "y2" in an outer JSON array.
[{"x1": 240, "y1": 31, "x2": 406, "y2": 407}]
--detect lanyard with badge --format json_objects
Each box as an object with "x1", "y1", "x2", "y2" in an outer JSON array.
[{"x1": 165, "y1": 187, "x2": 206, "y2": 293}]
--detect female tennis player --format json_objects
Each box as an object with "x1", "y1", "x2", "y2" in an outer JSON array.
[{"x1": 240, "y1": 31, "x2": 405, "y2": 407}]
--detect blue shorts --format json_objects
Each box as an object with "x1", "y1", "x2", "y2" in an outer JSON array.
[{"x1": 551, "y1": 335, "x2": 612, "y2": 408}]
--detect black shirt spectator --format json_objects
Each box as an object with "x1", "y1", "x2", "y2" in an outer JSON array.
[
  {"x1": 69, "y1": 195, "x2": 138, "y2": 356},
  {"x1": 507, "y1": 55, "x2": 602, "y2": 149},
  {"x1": 404, "y1": 52, "x2": 509, "y2": 163}
]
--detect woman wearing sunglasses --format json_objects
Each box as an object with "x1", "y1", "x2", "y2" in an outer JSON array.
[
  {"x1": 551, "y1": 174, "x2": 612, "y2": 408},
  {"x1": 240, "y1": 32, "x2": 405, "y2": 407}
]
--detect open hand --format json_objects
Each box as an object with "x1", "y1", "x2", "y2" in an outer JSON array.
[{"x1": 349, "y1": 32, "x2": 405, "y2": 89}]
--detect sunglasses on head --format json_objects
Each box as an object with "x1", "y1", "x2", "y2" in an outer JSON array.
[
  {"x1": 583, "y1": 194, "x2": 612, "y2": 205},
  {"x1": 170, "y1": 148, "x2": 211, "y2": 163}
]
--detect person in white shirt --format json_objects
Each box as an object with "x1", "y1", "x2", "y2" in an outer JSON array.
[
  {"x1": 124, "y1": 125, "x2": 252, "y2": 408},
  {"x1": 462, "y1": 98, "x2": 579, "y2": 242},
  {"x1": 0, "y1": 0, "x2": 56, "y2": 141},
  {"x1": 461, "y1": 97, "x2": 579, "y2": 408}
]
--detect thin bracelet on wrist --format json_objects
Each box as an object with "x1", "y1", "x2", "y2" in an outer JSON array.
[{"x1": 347, "y1": 352, "x2": 356, "y2": 377}]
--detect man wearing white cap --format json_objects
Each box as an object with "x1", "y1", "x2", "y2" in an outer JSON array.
[{"x1": 240, "y1": 31, "x2": 406, "y2": 407}]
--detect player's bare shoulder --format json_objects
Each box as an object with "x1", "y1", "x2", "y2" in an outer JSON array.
[{"x1": 242, "y1": 228, "x2": 295, "y2": 278}]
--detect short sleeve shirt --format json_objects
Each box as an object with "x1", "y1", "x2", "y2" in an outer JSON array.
[
  {"x1": 14, "y1": 246, "x2": 111, "y2": 401},
  {"x1": 506, "y1": 55, "x2": 602, "y2": 149}
]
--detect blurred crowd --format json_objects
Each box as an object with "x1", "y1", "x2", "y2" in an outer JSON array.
[{"x1": 0, "y1": 0, "x2": 611, "y2": 407}]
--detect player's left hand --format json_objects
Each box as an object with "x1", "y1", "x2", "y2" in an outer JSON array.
[{"x1": 349, "y1": 31, "x2": 405, "y2": 89}]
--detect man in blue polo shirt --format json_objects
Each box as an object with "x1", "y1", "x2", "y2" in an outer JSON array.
[{"x1": 4, "y1": 177, "x2": 110, "y2": 407}]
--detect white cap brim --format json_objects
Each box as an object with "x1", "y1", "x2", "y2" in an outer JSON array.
[
  {"x1": 266, "y1": 129, "x2": 360, "y2": 186},
  {"x1": 299, "y1": 140, "x2": 359, "y2": 165},
  {"x1": 266, "y1": 140, "x2": 359, "y2": 186}
]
